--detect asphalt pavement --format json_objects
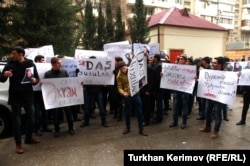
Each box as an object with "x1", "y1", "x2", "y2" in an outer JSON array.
[{"x1": 0, "y1": 95, "x2": 249, "y2": 166}]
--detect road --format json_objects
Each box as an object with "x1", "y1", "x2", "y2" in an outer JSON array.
[{"x1": 0, "y1": 95, "x2": 249, "y2": 166}]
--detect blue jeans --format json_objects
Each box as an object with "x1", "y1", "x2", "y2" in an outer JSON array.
[
  {"x1": 11, "y1": 103, "x2": 34, "y2": 145},
  {"x1": 84, "y1": 90, "x2": 106, "y2": 123},
  {"x1": 154, "y1": 89, "x2": 164, "y2": 121},
  {"x1": 173, "y1": 91, "x2": 189, "y2": 125},
  {"x1": 205, "y1": 99, "x2": 223, "y2": 132},
  {"x1": 198, "y1": 97, "x2": 206, "y2": 118},
  {"x1": 34, "y1": 97, "x2": 48, "y2": 131},
  {"x1": 124, "y1": 94, "x2": 144, "y2": 130},
  {"x1": 222, "y1": 104, "x2": 228, "y2": 119}
]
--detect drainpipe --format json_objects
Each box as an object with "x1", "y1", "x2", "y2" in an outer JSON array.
[{"x1": 158, "y1": 26, "x2": 160, "y2": 44}]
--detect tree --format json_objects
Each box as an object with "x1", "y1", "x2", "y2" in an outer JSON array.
[
  {"x1": 105, "y1": 0, "x2": 114, "y2": 43},
  {"x1": 19, "y1": 0, "x2": 77, "y2": 56},
  {"x1": 0, "y1": 2, "x2": 24, "y2": 57},
  {"x1": 129, "y1": 0, "x2": 150, "y2": 44},
  {"x1": 83, "y1": 0, "x2": 96, "y2": 50},
  {"x1": 114, "y1": 6, "x2": 125, "y2": 42},
  {"x1": 94, "y1": 2, "x2": 105, "y2": 50}
]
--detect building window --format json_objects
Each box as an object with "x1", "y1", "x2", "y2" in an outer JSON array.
[
  {"x1": 242, "y1": 20, "x2": 250, "y2": 27},
  {"x1": 243, "y1": 0, "x2": 250, "y2": 5},
  {"x1": 184, "y1": 1, "x2": 191, "y2": 6}
]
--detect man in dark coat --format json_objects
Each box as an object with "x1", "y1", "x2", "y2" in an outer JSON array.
[{"x1": 0, "y1": 46, "x2": 40, "y2": 154}]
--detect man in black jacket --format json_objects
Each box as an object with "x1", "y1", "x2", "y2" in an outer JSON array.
[
  {"x1": 0, "y1": 46, "x2": 40, "y2": 154},
  {"x1": 44, "y1": 57, "x2": 75, "y2": 138}
]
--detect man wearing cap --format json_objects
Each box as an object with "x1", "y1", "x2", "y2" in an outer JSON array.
[
  {"x1": 116, "y1": 61, "x2": 148, "y2": 136},
  {"x1": 169, "y1": 54, "x2": 190, "y2": 129}
]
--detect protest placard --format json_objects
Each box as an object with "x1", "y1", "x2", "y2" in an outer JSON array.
[
  {"x1": 74, "y1": 49, "x2": 107, "y2": 60},
  {"x1": 128, "y1": 50, "x2": 147, "y2": 96},
  {"x1": 33, "y1": 63, "x2": 51, "y2": 91},
  {"x1": 160, "y1": 63, "x2": 196, "y2": 94},
  {"x1": 41, "y1": 77, "x2": 84, "y2": 110},
  {"x1": 133, "y1": 43, "x2": 160, "y2": 58},
  {"x1": 25, "y1": 45, "x2": 54, "y2": 62},
  {"x1": 60, "y1": 58, "x2": 78, "y2": 77},
  {"x1": 197, "y1": 69, "x2": 238, "y2": 105},
  {"x1": 104, "y1": 43, "x2": 132, "y2": 64},
  {"x1": 77, "y1": 57, "x2": 115, "y2": 85}
]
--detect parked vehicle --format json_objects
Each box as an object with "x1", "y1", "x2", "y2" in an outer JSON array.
[{"x1": 0, "y1": 62, "x2": 12, "y2": 138}]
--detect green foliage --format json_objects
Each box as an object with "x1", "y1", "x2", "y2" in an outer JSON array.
[
  {"x1": 83, "y1": 0, "x2": 96, "y2": 50},
  {"x1": 129, "y1": 0, "x2": 150, "y2": 44},
  {"x1": 105, "y1": 0, "x2": 114, "y2": 43},
  {"x1": 94, "y1": 2, "x2": 105, "y2": 50},
  {"x1": 21, "y1": 0, "x2": 77, "y2": 56},
  {"x1": 114, "y1": 6, "x2": 125, "y2": 42}
]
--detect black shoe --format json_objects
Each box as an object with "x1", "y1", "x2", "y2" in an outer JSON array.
[
  {"x1": 80, "y1": 122, "x2": 89, "y2": 127},
  {"x1": 43, "y1": 128, "x2": 53, "y2": 132},
  {"x1": 143, "y1": 122, "x2": 150, "y2": 126},
  {"x1": 68, "y1": 129, "x2": 75, "y2": 135},
  {"x1": 169, "y1": 122, "x2": 178, "y2": 128},
  {"x1": 151, "y1": 119, "x2": 162, "y2": 124},
  {"x1": 35, "y1": 130, "x2": 42, "y2": 136},
  {"x1": 236, "y1": 121, "x2": 245, "y2": 125},
  {"x1": 54, "y1": 131, "x2": 60, "y2": 138},
  {"x1": 102, "y1": 121, "x2": 109, "y2": 127},
  {"x1": 196, "y1": 117, "x2": 205, "y2": 120},
  {"x1": 74, "y1": 118, "x2": 81, "y2": 122},
  {"x1": 181, "y1": 124, "x2": 186, "y2": 129},
  {"x1": 223, "y1": 118, "x2": 229, "y2": 121}
]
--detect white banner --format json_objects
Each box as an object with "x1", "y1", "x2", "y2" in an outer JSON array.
[
  {"x1": 160, "y1": 63, "x2": 196, "y2": 94},
  {"x1": 41, "y1": 77, "x2": 84, "y2": 110},
  {"x1": 133, "y1": 43, "x2": 160, "y2": 58},
  {"x1": 104, "y1": 43, "x2": 132, "y2": 64},
  {"x1": 77, "y1": 58, "x2": 115, "y2": 85},
  {"x1": 128, "y1": 50, "x2": 147, "y2": 96},
  {"x1": 74, "y1": 49, "x2": 107, "y2": 59},
  {"x1": 33, "y1": 63, "x2": 51, "y2": 91},
  {"x1": 197, "y1": 69, "x2": 238, "y2": 105},
  {"x1": 25, "y1": 45, "x2": 54, "y2": 62}
]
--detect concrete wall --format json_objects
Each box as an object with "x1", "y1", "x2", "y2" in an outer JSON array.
[{"x1": 149, "y1": 25, "x2": 227, "y2": 59}]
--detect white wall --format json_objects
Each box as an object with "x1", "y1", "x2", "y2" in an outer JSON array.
[{"x1": 149, "y1": 26, "x2": 227, "y2": 59}]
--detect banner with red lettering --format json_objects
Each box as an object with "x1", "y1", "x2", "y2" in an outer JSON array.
[
  {"x1": 160, "y1": 63, "x2": 196, "y2": 94},
  {"x1": 197, "y1": 69, "x2": 238, "y2": 105},
  {"x1": 41, "y1": 77, "x2": 84, "y2": 110}
]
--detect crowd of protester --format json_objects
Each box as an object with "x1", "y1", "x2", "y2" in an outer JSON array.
[{"x1": 0, "y1": 46, "x2": 249, "y2": 154}]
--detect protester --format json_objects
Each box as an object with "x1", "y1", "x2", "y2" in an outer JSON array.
[
  {"x1": 43, "y1": 57, "x2": 75, "y2": 138},
  {"x1": 169, "y1": 54, "x2": 190, "y2": 129},
  {"x1": 109, "y1": 57, "x2": 124, "y2": 121},
  {"x1": 0, "y1": 46, "x2": 40, "y2": 154},
  {"x1": 116, "y1": 61, "x2": 148, "y2": 136},
  {"x1": 151, "y1": 54, "x2": 164, "y2": 124},
  {"x1": 199, "y1": 56, "x2": 225, "y2": 139},
  {"x1": 33, "y1": 55, "x2": 52, "y2": 136},
  {"x1": 80, "y1": 56, "x2": 108, "y2": 128},
  {"x1": 196, "y1": 56, "x2": 211, "y2": 120}
]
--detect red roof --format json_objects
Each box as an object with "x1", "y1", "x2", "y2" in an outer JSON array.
[{"x1": 148, "y1": 7, "x2": 227, "y2": 31}]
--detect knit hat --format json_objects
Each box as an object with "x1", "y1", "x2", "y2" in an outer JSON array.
[{"x1": 117, "y1": 61, "x2": 126, "y2": 69}]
